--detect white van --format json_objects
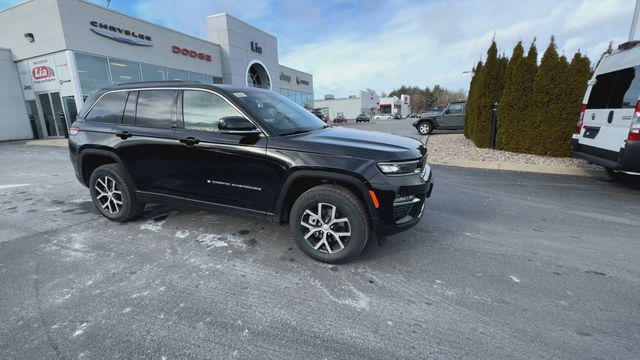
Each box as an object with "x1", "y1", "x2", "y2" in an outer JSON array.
[{"x1": 572, "y1": 41, "x2": 640, "y2": 177}]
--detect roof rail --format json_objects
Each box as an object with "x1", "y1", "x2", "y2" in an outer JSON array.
[{"x1": 115, "y1": 80, "x2": 200, "y2": 87}]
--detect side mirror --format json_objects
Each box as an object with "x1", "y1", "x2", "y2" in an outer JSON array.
[{"x1": 218, "y1": 116, "x2": 260, "y2": 133}]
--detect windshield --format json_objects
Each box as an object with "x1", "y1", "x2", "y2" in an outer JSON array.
[{"x1": 232, "y1": 89, "x2": 326, "y2": 136}]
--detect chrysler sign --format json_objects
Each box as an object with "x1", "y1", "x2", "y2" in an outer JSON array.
[{"x1": 90, "y1": 21, "x2": 153, "y2": 46}]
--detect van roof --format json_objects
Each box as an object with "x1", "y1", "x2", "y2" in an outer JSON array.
[{"x1": 596, "y1": 44, "x2": 640, "y2": 75}]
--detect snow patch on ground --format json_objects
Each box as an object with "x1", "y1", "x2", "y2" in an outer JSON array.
[
  {"x1": 312, "y1": 279, "x2": 370, "y2": 311},
  {"x1": 196, "y1": 234, "x2": 229, "y2": 248},
  {"x1": 72, "y1": 322, "x2": 89, "y2": 337},
  {"x1": 510, "y1": 275, "x2": 521, "y2": 283},
  {"x1": 0, "y1": 184, "x2": 30, "y2": 190},
  {"x1": 68, "y1": 198, "x2": 90, "y2": 204},
  {"x1": 175, "y1": 230, "x2": 189, "y2": 238},
  {"x1": 139, "y1": 220, "x2": 164, "y2": 232}
]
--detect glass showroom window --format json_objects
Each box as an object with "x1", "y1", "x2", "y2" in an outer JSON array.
[
  {"x1": 167, "y1": 68, "x2": 188, "y2": 80},
  {"x1": 75, "y1": 53, "x2": 110, "y2": 95},
  {"x1": 141, "y1": 64, "x2": 166, "y2": 81},
  {"x1": 188, "y1": 72, "x2": 206, "y2": 83},
  {"x1": 109, "y1": 59, "x2": 141, "y2": 84}
]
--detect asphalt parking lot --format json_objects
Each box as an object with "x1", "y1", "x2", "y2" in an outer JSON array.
[{"x1": 1, "y1": 125, "x2": 639, "y2": 359}]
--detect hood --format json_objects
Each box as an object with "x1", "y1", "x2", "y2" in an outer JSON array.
[{"x1": 268, "y1": 126, "x2": 426, "y2": 161}]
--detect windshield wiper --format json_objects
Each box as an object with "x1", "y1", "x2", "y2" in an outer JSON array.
[{"x1": 279, "y1": 129, "x2": 313, "y2": 136}]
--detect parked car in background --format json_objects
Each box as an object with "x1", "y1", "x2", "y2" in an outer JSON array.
[
  {"x1": 355, "y1": 113, "x2": 370, "y2": 122},
  {"x1": 394, "y1": 113, "x2": 402, "y2": 120},
  {"x1": 572, "y1": 40, "x2": 640, "y2": 180},
  {"x1": 333, "y1": 113, "x2": 347, "y2": 124},
  {"x1": 373, "y1": 114, "x2": 393, "y2": 121},
  {"x1": 310, "y1": 108, "x2": 324, "y2": 121},
  {"x1": 68, "y1": 82, "x2": 434, "y2": 263},
  {"x1": 412, "y1": 101, "x2": 466, "y2": 135}
]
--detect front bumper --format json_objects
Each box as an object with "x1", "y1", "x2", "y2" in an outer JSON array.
[{"x1": 368, "y1": 164, "x2": 434, "y2": 236}]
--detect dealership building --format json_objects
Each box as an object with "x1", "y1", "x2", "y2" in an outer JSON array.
[
  {"x1": 314, "y1": 91, "x2": 411, "y2": 121},
  {"x1": 0, "y1": 0, "x2": 314, "y2": 141}
]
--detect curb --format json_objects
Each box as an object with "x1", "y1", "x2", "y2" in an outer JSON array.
[
  {"x1": 428, "y1": 159, "x2": 602, "y2": 177},
  {"x1": 25, "y1": 139, "x2": 68, "y2": 147}
]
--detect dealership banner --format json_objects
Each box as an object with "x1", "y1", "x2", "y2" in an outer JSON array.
[
  {"x1": 27, "y1": 55, "x2": 58, "y2": 93},
  {"x1": 17, "y1": 62, "x2": 35, "y2": 101},
  {"x1": 53, "y1": 52, "x2": 74, "y2": 97}
]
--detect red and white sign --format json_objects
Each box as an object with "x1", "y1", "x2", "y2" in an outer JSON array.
[
  {"x1": 27, "y1": 55, "x2": 58, "y2": 92},
  {"x1": 171, "y1": 45, "x2": 212, "y2": 62},
  {"x1": 32, "y1": 66, "x2": 54, "y2": 80}
]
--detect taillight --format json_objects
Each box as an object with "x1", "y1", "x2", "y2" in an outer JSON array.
[
  {"x1": 628, "y1": 101, "x2": 640, "y2": 141},
  {"x1": 69, "y1": 127, "x2": 80, "y2": 135},
  {"x1": 575, "y1": 103, "x2": 586, "y2": 134}
]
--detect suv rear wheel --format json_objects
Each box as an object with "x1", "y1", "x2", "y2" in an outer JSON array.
[
  {"x1": 89, "y1": 164, "x2": 145, "y2": 222},
  {"x1": 289, "y1": 184, "x2": 370, "y2": 263},
  {"x1": 418, "y1": 121, "x2": 433, "y2": 135}
]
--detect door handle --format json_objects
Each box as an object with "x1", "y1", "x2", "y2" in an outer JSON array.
[
  {"x1": 180, "y1": 137, "x2": 200, "y2": 146},
  {"x1": 607, "y1": 110, "x2": 614, "y2": 124},
  {"x1": 115, "y1": 131, "x2": 132, "y2": 139}
]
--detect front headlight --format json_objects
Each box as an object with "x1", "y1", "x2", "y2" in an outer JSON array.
[{"x1": 377, "y1": 160, "x2": 420, "y2": 175}]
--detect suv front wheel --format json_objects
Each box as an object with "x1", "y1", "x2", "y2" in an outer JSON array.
[
  {"x1": 289, "y1": 184, "x2": 370, "y2": 263},
  {"x1": 89, "y1": 164, "x2": 145, "y2": 222},
  {"x1": 418, "y1": 121, "x2": 433, "y2": 135}
]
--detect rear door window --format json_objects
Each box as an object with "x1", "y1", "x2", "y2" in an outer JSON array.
[
  {"x1": 447, "y1": 103, "x2": 463, "y2": 114},
  {"x1": 609, "y1": 66, "x2": 640, "y2": 108},
  {"x1": 86, "y1": 91, "x2": 127, "y2": 123},
  {"x1": 135, "y1": 90, "x2": 177, "y2": 129},
  {"x1": 587, "y1": 66, "x2": 640, "y2": 109}
]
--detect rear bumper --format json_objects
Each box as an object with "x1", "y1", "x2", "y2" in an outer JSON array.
[{"x1": 572, "y1": 139, "x2": 640, "y2": 172}]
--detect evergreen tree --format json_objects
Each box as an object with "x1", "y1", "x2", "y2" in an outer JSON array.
[
  {"x1": 472, "y1": 41, "x2": 507, "y2": 148},
  {"x1": 529, "y1": 37, "x2": 568, "y2": 155},
  {"x1": 464, "y1": 60, "x2": 483, "y2": 139},
  {"x1": 495, "y1": 41, "x2": 524, "y2": 150},
  {"x1": 547, "y1": 52, "x2": 591, "y2": 156}
]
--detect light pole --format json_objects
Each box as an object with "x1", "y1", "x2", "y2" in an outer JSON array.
[{"x1": 630, "y1": 0, "x2": 640, "y2": 41}]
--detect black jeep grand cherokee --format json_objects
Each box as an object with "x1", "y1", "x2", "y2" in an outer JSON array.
[{"x1": 68, "y1": 81, "x2": 433, "y2": 263}]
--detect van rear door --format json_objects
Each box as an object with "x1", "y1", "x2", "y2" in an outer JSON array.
[{"x1": 580, "y1": 66, "x2": 640, "y2": 153}]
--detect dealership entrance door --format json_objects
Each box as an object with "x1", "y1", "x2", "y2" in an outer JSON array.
[{"x1": 36, "y1": 92, "x2": 70, "y2": 138}]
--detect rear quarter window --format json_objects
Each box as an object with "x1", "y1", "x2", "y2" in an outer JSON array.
[{"x1": 85, "y1": 92, "x2": 128, "y2": 123}]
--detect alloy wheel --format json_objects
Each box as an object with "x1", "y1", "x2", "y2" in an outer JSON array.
[
  {"x1": 300, "y1": 202, "x2": 351, "y2": 254},
  {"x1": 420, "y1": 123, "x2": 430, "y2": 134},
  {"x1": 94, "y1": 175, "x2": 123, "y2": 214}
]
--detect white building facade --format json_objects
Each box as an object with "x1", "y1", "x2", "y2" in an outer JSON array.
[
  {"x1": 0, "y1": 0, "x2": 313, "y2": 141},
  {"x1": 314, "y1": 89, "x2": 380, "y2": 120},
  {"x1": 379, "y1": 95, "x2": 411, "y2": 118}
]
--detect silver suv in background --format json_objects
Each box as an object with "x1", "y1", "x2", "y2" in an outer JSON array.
[{"x1": 412, "y1": 101, "x2": 466, "y2": 135}]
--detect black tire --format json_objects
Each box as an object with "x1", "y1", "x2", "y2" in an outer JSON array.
[
  {"x1": 417, "y1": 121, "x2": 433, "y2": 135},
  {"x1": 289, "y1": 184, "x2": 370, "y2": 263},
  {"x1": 89, "y1": 164, "x2": 145, "y2": 222}
]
